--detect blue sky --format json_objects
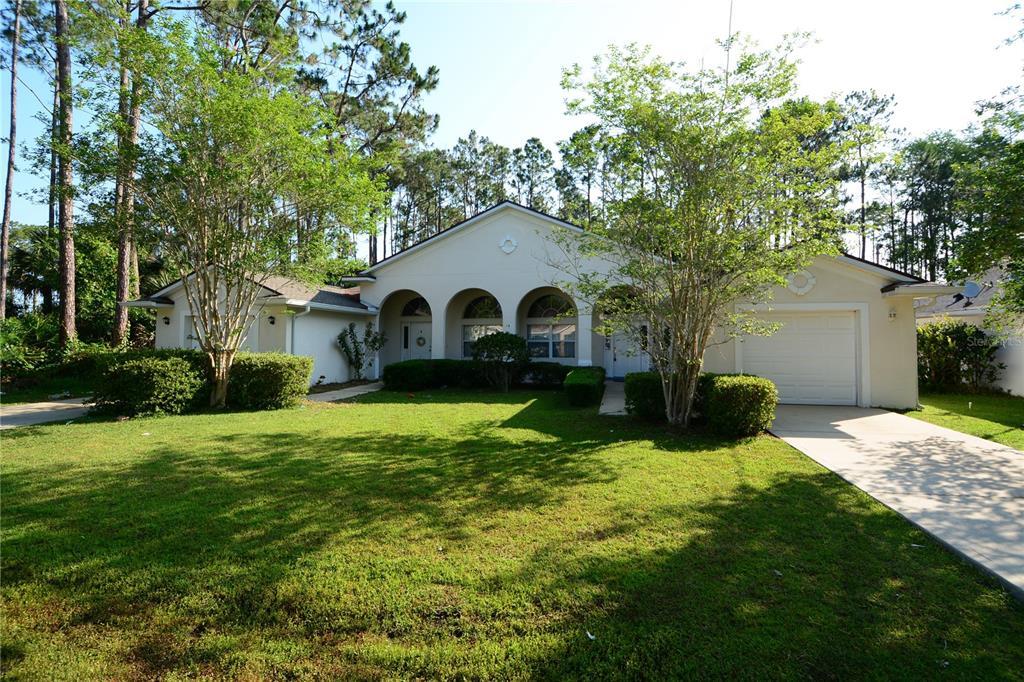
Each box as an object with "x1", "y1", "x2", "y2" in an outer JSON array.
[{"x1": 3, "y1": 0, "x2": 1022, "y2": 228}]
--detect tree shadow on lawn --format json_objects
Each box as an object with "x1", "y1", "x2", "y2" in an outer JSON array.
[
  {"x1": 6, "y1": 390, "x2": 1020, "y2": 677},
  {"x1": 515, "y1": 473, "x2": 1024, "y2": 680}
]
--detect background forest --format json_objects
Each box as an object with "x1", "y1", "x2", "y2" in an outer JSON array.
[{"x1": 1, "y1": 0, "x2": 1021, "y2": 367}]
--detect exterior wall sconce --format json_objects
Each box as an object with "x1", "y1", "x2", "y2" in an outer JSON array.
[
  {"x1": 888, "y1": 308, "x2": 897, "y2": 322},
  {"x1": 162, "y1": 316, "x2": 170, "y2": 326},
  {"x1": 267, "y1": 315, "x2": 276, "y2": 325}
]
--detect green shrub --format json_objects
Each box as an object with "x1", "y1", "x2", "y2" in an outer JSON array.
[
  {"x1": 93, "y1": 355, "x2": 207, "y2": 416},
  {"x1": 383, "y1": 359, "x2": 436, "y2": 391},
  {"x1": 564, "y1": 366, "x2": 606, "y2": 406},
  {"x1": 472, "y1": 332, "x2": 528, "y2": 392},
  {"x1": 918, "y1": 319, "x2": 1004, "y2": 392},
  {"x1": 382, "y1": 359, "x2": 486, "y2": 391},
  {"x1": 706, "y1": 374, "x2": 778, "y2": 437},
  {"x1": 227, "y1": 353, "x2": 313, "y2": 410},
  {"x1": 624, "y1": 371, "x2": 664, "y2": 418},
  {"x1": 520, "y1": 361, "x2": 571, "y2": 388}
]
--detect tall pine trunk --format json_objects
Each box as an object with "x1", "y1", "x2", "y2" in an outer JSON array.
[
  {"x1": 42, "y1": 75, "x2": 57, "y2": 313},
  {"x1": 0, "y1": 0, "x2": 21, "y2": 321},
  {"x1": 55, "y1": 0, "x2": 76, "y2": 348},
  {"x1": 112, "y1": 0, "x2": 148, "y2": 345}
]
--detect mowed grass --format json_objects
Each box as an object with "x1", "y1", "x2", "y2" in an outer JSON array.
[
  {"x1": 2, "y1": 390, "x2": 1023, "y2": 679},
  {"x1": 910, "y1": 392, "x2": 1024, "y2": 450}
]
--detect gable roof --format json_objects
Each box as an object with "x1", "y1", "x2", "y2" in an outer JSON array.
[
  {"x1": 130, "y1": 274, "x2": 368, "y2": 312},
  {"x1": 363, "y1": 201, "x2": 584, "y2": 273},
  {"x1": 363, "y1": 200, "x2": 930, "y2": 287},
  {"x1": 835, "y1": 252, "x2": 926, "y2": 284}
]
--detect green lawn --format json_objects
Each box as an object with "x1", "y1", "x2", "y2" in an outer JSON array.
[
  {"x1": 2, "y1": 390, "x2": 1023, "y2": 679},
  {"x1": 910, "y1": 392, "x2": 1024, "y2": 450}
]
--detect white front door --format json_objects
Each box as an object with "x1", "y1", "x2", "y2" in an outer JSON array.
[
  {"x1": 403, "y1": 322, "x2": 432, "y2": 360},
  {"x1": 740, "y1": 312, "x2": 857, "y2": 405},
  {"x1": 605, "y1": 331, "x2": 648, "y2": 379}
]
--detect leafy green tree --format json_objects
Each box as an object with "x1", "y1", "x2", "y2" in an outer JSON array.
[
  {"x1": 556, "y1": 41, "x2": 847, "y2": 426},
  {"x1": 141, "y1": 29, "x2": 385, "y2": 407}
]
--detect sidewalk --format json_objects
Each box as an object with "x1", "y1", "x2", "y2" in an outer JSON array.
[
  {"x1": 307, "y1": 382, "x2": 384, "y2": 402},
  {"x1": 0, "y1": 398, "x2": 91, "y2": 429}
]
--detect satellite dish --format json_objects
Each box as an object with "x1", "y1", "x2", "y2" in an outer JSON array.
[{"x1": 962, "y1": 281, "x2": 982, "y2": 299}]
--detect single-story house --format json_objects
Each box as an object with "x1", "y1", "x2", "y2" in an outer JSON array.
[
  {"x1": 915, "y1": 268, "x2": 1023, "y2": 396},
  {"x1": 130, "y1": 201, "x2": 956, "y2": 408}
]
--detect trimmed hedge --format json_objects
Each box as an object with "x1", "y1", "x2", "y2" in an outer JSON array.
[
  {"x1": 382, "y1": 359, "x2": 486, "y2": 391},
  {"x1": 227, "y1": 353, "x2": 313, "y2": 410},
  {"x1": 624, "y1": 371, "x2": 664, "y2": 419},
  {"x1": 564, "y1": 366, "x2": 606, "y2": 406},
  {"x1": 94, "y1": 349, "x2": 313, "y2": 415},
  {"x1": 706, "y1": 374, "x2": 778, "y2": 437},
  {"x1": 520, "y1": 361, "x2": 572, "y2": 388},
  {"x1": 624, "y1": 370, "x2": 775, "y2": 436},
  {"x1": 93, "y1": 355, "x2": 207, "y2": 417}
]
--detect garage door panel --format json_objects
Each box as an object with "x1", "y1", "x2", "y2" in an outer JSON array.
[{"x1": 741, "y1": 312, "x2": 857, "y2": 406}]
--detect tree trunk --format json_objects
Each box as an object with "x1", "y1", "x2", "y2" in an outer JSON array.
[
  {"x1": 859, "y1": 166, "x2": 867, "y2": 259},
  {"x1": 112, "y1": 0, "x2": 149, "y2": 345},
  {"x1": 0, "y1": 0, "x2": 21, "y2": 322},
  {"x1": 209, "y1": 348, "x2": 234, "y2": 408},
  {"x1": 55, "y1": 0, "x2": 76, "y2": 348}
]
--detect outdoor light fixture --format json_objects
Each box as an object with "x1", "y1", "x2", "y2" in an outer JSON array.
[
  {"x1": 162, "y1": 316, "x2": 170, "y2": 326},
  {"x1": 268, "y1": 315, "x2": 276, "y2": 325}
]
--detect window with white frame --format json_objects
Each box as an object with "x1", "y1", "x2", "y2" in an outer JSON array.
[
  {"x1": 463, "y1": 324, "x2": 503, "y2": 357},
  {"x1": 462, "y1": 295, "x2": 503, "y2": 357},
  {"x1": 525, "y1": 293, "x2": 577, "y2": 358}
]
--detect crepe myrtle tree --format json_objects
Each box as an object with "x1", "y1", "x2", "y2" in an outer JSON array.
[
  {"x1": 552, "y1": 39, "x2": 848, "y2": 427},
  {"x1": 141, "y1": 30, "x2": 383, "y2": 407}
]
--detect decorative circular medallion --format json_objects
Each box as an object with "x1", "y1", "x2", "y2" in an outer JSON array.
[
  {"x1": 416, "y1": 336, "x2": 427, "y2": 347},
  {"x1": 499, "y1": 235, "x2": 518, "y2": 255},
  {"x1": 787, "y1": 270, "x2": 816, "y2": 296}
]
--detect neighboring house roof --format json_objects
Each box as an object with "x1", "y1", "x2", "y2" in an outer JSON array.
[
  {"x1": 915, "y1": 267, "x2": 1002, "y2": 318},
  {"x1": 127, "y1": 274, "x2": 370, "y2": 314},
  {"x1": 363, "y1": 200, "x2": 585, "y2": 273}
]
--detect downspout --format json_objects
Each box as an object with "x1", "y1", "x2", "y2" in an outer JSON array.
[{"x1": 290, "y1": 304, "x2": 311, "y2": 355}]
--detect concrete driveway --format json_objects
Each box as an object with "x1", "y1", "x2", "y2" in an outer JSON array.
[
  {"x1": 772, "y1": 405, "x2": 1024, "y2": 600},
  {"x1": 0, "y1": 398, "x2": 91, "y2": 429}
]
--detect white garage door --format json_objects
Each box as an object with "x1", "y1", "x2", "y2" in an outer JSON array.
[{"x1": 740, "y1": 312, "x2": 858, "y2": 405}]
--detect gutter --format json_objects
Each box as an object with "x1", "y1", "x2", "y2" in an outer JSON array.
[{"x1": 290, "y1": 304, "x2": 311, "y2": 355}]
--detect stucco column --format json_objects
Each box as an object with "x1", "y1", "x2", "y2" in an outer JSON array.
[
  {"x1": 577, "y1": 312, "x2": 593, "y2": 367},
  {"x1": 431, "y1": 314, "x2": 446, "y2": 359},
  {"x1": 502, "y1": 296, "x2": 518, "y2": 335}
]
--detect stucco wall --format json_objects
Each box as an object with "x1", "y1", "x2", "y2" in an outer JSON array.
[
  {"x1": 702, "y1": 256, "x2": 920, "y2": 409},
  {"x1": 292, "y1": 310, "x2": 361, "y2": 385},
  {"x1": 361, "y1": 209, "x2": 604, "y2": 369}
]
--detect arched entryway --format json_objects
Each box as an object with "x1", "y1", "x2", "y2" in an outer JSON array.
[
  {"x1": 445, "y1": 289, "x2": 504, "y2": 358},
  {"x1": 378, "y1": 289, "x2": 433, "y2": 366},
  {"x1": 515, "y1": 287, "x2": 579, "y2": 363},
  {"x1": 594, "y1": 285, "x2": 650, "y2": 379}
]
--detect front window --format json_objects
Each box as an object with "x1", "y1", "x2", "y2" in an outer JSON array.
[
  {"x1": 463, "y1": 324, "x2": 502, "y2": 357},
  {"x1": 528, "y1": 323, "x2": 576, "y2": 358}
]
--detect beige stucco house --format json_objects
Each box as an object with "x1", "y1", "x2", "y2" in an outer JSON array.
[{"x1": 132, "y1": 201, "x2": 955, "y2": 408}]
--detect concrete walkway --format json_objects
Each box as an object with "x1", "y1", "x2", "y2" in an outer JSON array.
[
  {"x1": 598, "y1": 380, "x2": 626, "y2": 415},
  {"x1": 772, "y1": 405, "x2": 1024, "y2": 599},
  {"x1": 307, "y1": 382, "x2": 383, "y2": 402},
  {"x1": 0, "y1": 398, "x2": 91, "y2": 429}
]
